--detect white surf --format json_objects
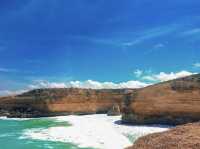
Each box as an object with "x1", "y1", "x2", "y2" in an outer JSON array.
[{"x1": 21, "y1": 114, "x2": 169, "y2": 149}]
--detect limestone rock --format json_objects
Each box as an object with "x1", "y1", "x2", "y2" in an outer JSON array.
[
  {"x1": 122, "y1": 74, "x2": 200, "y2": 125},
  {"x1": 107, "y1": 104, "x2": 121, "y2": 116},
  {"x1": 126, "y1": 122, "x2": 200, "y2": 149},
  {"x1": 0, "y1": 88, "x2": 135, "y2": 118}
]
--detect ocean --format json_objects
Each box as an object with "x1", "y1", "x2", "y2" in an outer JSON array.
[{"x1": 0, "y1": 115, "x2": 169, "y2": 149}]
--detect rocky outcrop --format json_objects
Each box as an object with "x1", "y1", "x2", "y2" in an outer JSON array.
[
  {"x1": 127, "y1": 122, "x2": 200, "y2": 149},
  {"x1": 0, "y1": 88, "x2": 135, "y2": 118},
  {"x1": 122, "y1": 74, "x2": 200, "y2": 125},
  {"x1": 107, "y1": 103, "x2": 121, "y2": 116}
]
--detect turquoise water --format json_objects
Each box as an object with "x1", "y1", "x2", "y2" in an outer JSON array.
[{"x1": 0, "y1": 118, "x2": 93, "y2": 149}]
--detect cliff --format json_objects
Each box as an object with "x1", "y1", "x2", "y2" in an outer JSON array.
[
  {"x1": 122, "y1": 74, "x2": 200, "y2": 125},
  {"x1": 0, "y1": 88, "x2": 135, "y2": 118},
  {"x1": 127, "y1": 122, "x2": 200, "y2": 149}
]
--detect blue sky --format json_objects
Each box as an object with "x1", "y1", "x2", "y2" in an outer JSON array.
[{"x1": 1, "y1": 0, "x2": 200, "y2": 94}]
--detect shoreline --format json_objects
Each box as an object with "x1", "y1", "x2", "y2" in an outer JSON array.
[{"x1": 16, "y1": 114, "x2": 169, "y2": 149}]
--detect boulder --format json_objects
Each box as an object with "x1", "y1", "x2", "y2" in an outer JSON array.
[{"x1": 107, "y1": 104, "x2": 121, "y2": 116}]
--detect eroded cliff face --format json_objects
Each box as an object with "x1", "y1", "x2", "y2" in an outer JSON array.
[
  {"x1": 122, "y1": 74, "x2": 200, "y2": 125},
  {"x1": 0, "y1": 88, "x2": 135, "y2": 117},
  {"x1": 127, "y1": 122, "x2": 200, "y2": 149}
]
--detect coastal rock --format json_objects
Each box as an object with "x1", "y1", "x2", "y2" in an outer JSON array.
[
  {"x1": 122, "y1": 74, "x2": 200, "y2": 125},
  {"x1": 126, "y1": 122, "x2": 200, "y2": 149},
  {"x1": 107, "y1": 104, "x2": 121, "y2": 116},
  {"x1": 0, "y1": 88, "x2": 135, "y2": 118}
]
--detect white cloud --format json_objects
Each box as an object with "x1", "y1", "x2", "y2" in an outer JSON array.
[
  {"x1": 29, "y1": 80, "x2": 150, "y2": 90},
  {"x1": 1, "y1": 70, "x2": 194, "y2": 96},
  {"x1": 143, "y1": 71, "x2": 195, "y2": 82},
  {"x1": 0, "y1": 80, "x2": 150, "y2": 96},
  {"x1": 19, "y1": 70, "x2": 195, "y2": 96},
  {"x1": 134, "y1": 69, "x2": 143, "y2": 77},
  {"x1": 142, "y1": 76, "x2": 157, "y2": 81},
  {"x1": 28, "y1": 80, "x2": 67, "y2": 89},
  {"x1": 121, "y1": 24, "x2": 178, "y2": 48},
  {"x1": 0, "y1": 89, "x2": 27, "y2": 96},
  {"x1": 193, "y1": 63, "x2": 200, "y2": 68},
  {"x1": 70, "y1": 80, "x2": 150, "y2": 89}
]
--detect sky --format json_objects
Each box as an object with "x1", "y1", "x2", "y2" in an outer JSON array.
[{"x1": 1, "y1": 0, "x2": 200, "y2": 95}]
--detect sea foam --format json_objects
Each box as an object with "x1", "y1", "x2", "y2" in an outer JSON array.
[
  {"x1": 0, "y1": 116, "x2": 32, "y2": 121},
  {"x1": 21, "y1": 114, "x2": 169, "y2": 149}
]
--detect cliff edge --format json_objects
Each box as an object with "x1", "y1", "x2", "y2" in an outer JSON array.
[
  {"x1": 122, "y1": 74, "x2": 200, "y2": 125},
  {"x1": 0, "y1": 88, "x2": 135, "y2": 117}
]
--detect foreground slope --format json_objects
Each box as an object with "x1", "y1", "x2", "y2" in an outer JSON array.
[
  {"x1": 0, "y1": 88, "x2": 135, "y2": 117},
  {"x1": 127, "y1": 122, "x2": 200, "y2": 149},
  {"x1": 122, "y1": 74, "x2": 200, "y2": 125}
]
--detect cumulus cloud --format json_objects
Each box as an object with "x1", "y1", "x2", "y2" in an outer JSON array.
[
  {"x1": 134, "y1": 69, "x2": 143, "y2": 77},
  {"x1": 143, "y1": 71, "x2": 195, "y2": 82},
  {"x1": 29, "y1": 80, "x2": 150, "y2": 90},
  {"x1": 0, "y1": 79, "x2": 150, "y2": 96},
  {"x1": 31, "y1": 71, "x2": 194, "y2": 90},
  {"x1": 69, "y1": 80, "x2": 149, "y2": 89},
  {"x1": 1, "y1": 70, "x2": 195, "y2": 96},
  {"x1": 28, "y1": 80, "x2": 67, "y2": 89},
  {"x1": 193, "y1": 63, "x2": 200, "y2": 68}
]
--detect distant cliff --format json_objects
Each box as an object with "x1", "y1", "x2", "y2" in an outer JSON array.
[
  {"x1": 2, "y1": 73, "x2": 200, "y2": 122},
  {"x1": 0, "y1": 88, "x2": 135, "y2": 118},
  {"x1": 122, "y1": 74, "x2": 200, "y2": 125}
]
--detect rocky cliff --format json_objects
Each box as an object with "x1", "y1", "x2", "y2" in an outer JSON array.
[
  {"x1": 122, "y1": 74, "x2": 200, "y2": 125},
  {"x1": 127, "y1": 122, "x2": 200, "y2": 149},
  {"x1": 0, "y1": 88, "x2": 135, "y2": 118}
]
